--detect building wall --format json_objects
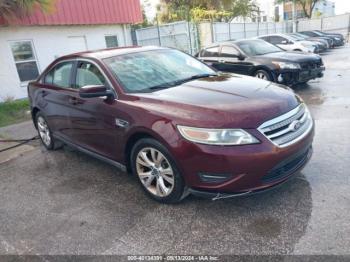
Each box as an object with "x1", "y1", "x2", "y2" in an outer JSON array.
[
  {"x1": 313, "y1": 1, "x2": 335, "y2": 18},
  {"x1": 282, "y1": 0, "x2": 335, "y2": 20},
  {"x1": 0, "y1": 24, "x2": 132, "y2": 101}
]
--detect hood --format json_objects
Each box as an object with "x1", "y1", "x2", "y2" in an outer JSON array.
[
  {"x1": 132, "y1": 74, "x2": 301, "y2": 129},
  {"x1": 260, "y1": 51, "x2": 321, "y2": 63}
]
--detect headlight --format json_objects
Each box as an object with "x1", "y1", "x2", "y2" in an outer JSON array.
[
  {"x1": 335, "y1": 37, "x2": 340, "y2": 41},
  {"x1": 272, "y1": 61, "x2": 301, "y2": 70},
  {"x1": 177, "y1": 125, "x2": 259, "y2": 145}
]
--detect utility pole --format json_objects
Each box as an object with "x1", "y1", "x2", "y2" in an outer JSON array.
[
  {"x1": 292, "y1": 0, "x2": 297, "y2": 32},
  {"x1": 156, "y1": 13, "x2": 162, "y2": 46}
]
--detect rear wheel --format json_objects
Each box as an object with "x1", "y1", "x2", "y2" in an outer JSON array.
[
  {"x1": 254, "y1": 70, "x2": 271, "y2": 81},
  {"x1": 130, "y1": 138, "x2": 186, "y2": 203}
]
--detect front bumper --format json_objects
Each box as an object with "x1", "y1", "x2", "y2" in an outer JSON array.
[
  {"x1": 273, "y1": 66, "x2": 325, "y2": 85},
  {"x1": 173, "y1": 124, "x2": 315, "y2": 196},
  {"x1": 190, "y1": 146, "x2": 313, "y2": 200}
]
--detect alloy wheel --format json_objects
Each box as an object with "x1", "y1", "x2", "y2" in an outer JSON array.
[
  {"x1": 136, "y1": 147, "x2": 175, "y2": 197},
  {"x1": 37, "y1": 116, "x2": 51, "y2": 147}
]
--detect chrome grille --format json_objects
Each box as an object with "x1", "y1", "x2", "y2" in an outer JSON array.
[{"x1": 258, "y1": 104, "x2": 313, "y2": 147}]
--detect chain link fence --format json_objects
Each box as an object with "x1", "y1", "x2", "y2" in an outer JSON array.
[{"x1": 134, "y1": 13, "x2": 350, "y2": 54}]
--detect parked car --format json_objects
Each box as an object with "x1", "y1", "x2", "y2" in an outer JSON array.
[
  {"x1": 313, "y1": 30, "x2": 345, "y2": 46},
  {"x1": 28, "y1": 46, "x2": 315, "y2": 203},
  {"x1": 288, "y1": 33, "x2": 328, "y2": 53},
  {"x1": 289, "y1": 33, "x2": 330, "y2": 50},
  {"x1": 196, "y1": 39, "x2": 325, "y2": 86},
  {"x1": 299, "y1": 31, "x2": 344, "y2": 46},
  {"x1": 257, "y1": 33, "x2": 317, "y2": 53},
  {"x1": 313, "y1": 30, "x2": 345, "y2": 44}
]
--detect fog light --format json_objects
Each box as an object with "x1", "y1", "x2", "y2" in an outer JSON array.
[
  {"x1": 278, "y1": 74, "x2": 284, "y2": 83},
  {"x1": 198, "y1": 172, "x2": 232, "y2": 183}
]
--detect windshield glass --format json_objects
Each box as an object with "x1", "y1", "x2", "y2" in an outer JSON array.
[
  {"x1": 235, "y1": 40, "x2": 283, "y2": 56},
  {"x1": 291, "y1": 34, "x2": 307, "y2": 40},
  {"x1": 313, "y1": 31, "x2": 323, "y2": 36},
  {"x1": 103, "y1": 49, "x2": 216, "y2": 93},
  {"x1": 288, "y1": 34, "x2": 301, "y2": 41}
]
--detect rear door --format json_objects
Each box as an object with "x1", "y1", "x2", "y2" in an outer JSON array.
[
  {"x1": 198, "y1": 46, "x2": 222, "y2": 70},
  {"x1": 38, "y1": 61, "x2": 76, "y2": 138}
]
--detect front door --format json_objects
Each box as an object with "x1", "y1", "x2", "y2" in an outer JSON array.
[
  {"x1": 217, "y1": 45, "x2": 253, "y2": 75},
  {"x1": 66, "y1": 60, "x2": 120, "y2": 160}
]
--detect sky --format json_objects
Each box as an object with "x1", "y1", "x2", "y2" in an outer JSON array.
[{"x1": 141, "y1": 0, "x2": 350, "y2": 20}]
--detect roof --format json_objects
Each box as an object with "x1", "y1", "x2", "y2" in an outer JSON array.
[
  {"x1": 0, "y1": 0, "x2": 142, "y2": 26},
  {"x1": 62, "y1": 46, "x2": 168, "y2": 60}
]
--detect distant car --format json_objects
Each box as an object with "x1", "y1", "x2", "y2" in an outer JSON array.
[
  {"x1": 288, "y1": 33, "x2": 328, "y2": 53},
  {"x1": 313, "y1": 30, "x2": 345, "y2": 46},
  {"x1": 299, "y1": 31, "x2": 344, "y2": 46},
  {"x1": 257, "y1": 33, "x2": 317, "y2": 53},
  {"x1": 289, "y1": 33, "x2": 330, "y2": 50},
  {"x1": 196, "y1": 39, "x2": 325, "y2": 86},
  {"x1": 28, "y1": 46, "x2": 315, "y2": 203},
  {"x1": 314, "y1": 30, "x2": 345, "y2": 42}
]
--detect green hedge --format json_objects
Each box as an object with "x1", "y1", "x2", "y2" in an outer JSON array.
[{"x1": 0, "y1": 99, "x2": 31, "y2": 127}]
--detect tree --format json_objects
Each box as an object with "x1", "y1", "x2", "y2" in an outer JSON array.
[
  {"x1": 0, "y1": 0, "x2": 55, "y2": 22},
  {"x1": 276, "y1": 0, "x2": 324, "y2": 19},
  {"x1": 156, "y1": 0, "x2": 258, "y2": 23}
]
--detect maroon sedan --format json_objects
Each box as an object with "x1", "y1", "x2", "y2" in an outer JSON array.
[{"x1": 28, "y1": 46, "x2": 314, "y2": 203}]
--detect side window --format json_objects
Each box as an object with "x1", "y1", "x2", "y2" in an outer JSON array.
[
  {"x1": 75, "y1": 62, "x2": 106, "y2": 89},
  {"x1": 270, "y1": 36, "x2": 285, "y2": 45},
  {"x1": 201, "y1": 46, "x2": 219, "y2": 57},
  {"x1": 221, "y1": 46, "x2": 240, "y2": 58},
  {"x1": 44, "y1": 62, "x2": 74, "y2": 88},
  {"x1": 259, "y1": 36, "x2": 269, "y2": 42}
]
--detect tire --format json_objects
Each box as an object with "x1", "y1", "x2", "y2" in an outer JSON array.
[
  {"x1": 35, "y1": 112, "x2": 62, "y2": 150},
  {"x1": 130, "y1": 138, "x2": 186, "y2": 204},
  {"x1": 254, "y1": 70, "x2": 272, "y2": 81}
]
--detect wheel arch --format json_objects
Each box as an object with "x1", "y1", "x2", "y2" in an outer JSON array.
[
  {"x1": 31, "y1": 107, "x2": 40, "y2": 129},
  {"x1": 252, "y1": 66, "x2": 275, "y2": 81},
  {"x1": 124, "y1": 131, "x2": 159, "y2": 173}
]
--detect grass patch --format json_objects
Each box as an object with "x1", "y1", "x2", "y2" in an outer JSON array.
[{"x1": 0, "y1": 99, "x2": 31, "y2": 127}]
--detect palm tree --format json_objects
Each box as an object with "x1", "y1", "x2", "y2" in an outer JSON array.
[{"x1": 0, "y1": 0, "x2": 55, "y2": 22}]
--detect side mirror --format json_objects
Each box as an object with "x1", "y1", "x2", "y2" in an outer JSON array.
[
  {"x1": 79, "y1": 85, "x2": 115, "y2": 99},
  {"x1": 238, "y1": 54, "x2": 246, "y2": 61},
  {"x1": 281, "y1": 40, "x2": 288, "y2": 44}
]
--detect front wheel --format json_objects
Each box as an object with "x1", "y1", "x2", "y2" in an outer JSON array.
[
  {"x1": 254, "y1": 70, "x2": 272, "y2": 81},
  {"x1": 130, "y1": 138, "x2": 186, "y2": 203}
]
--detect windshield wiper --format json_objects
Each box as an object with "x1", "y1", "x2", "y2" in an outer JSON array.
[
  {"x1": 174, "y1": 73, "x2": 218, "y2": 85},
  {"x1": 148, "y1": 73, "x2": 217, "y2": 91}
]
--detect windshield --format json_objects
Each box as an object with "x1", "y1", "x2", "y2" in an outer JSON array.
[
  {"x1": 312, "y1": 31, "x2": 323, "y2": 36},
  {"x1": 235, "y1": 40, "x2": 283, "y2": 56},
  {"x1": 288, "y1": 34, "x2": 302, "y2": 41},
  {"x1": 292, "y1": 33, "x2": 307, "y2": 40},
  {"x1": 103, "y1": 49, "x2": 216, "y2": 93}
]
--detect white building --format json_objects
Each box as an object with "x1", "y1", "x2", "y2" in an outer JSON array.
[
  {"x1": 0, "y1": 0, "x2": 142, "y2": 101},
  {"x1": 313, "y1": 1, "x2": 335, "y2": 18}
]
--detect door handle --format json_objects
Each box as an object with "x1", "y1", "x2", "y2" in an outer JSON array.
[{"x1": 68, "y1": 97, "x2": 83, "y2": 105}]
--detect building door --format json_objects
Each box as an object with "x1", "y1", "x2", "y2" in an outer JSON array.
[{"x1": 67, "y1": 36, "x2": 88, "y2": 54}]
